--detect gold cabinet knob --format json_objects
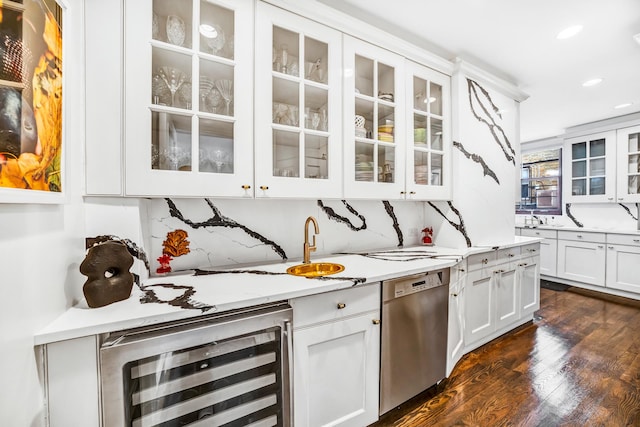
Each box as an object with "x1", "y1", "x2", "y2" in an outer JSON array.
[
  {"x1": 241, "y1": 185, "x2": 251, "y2": 190},
  {"x1": 372, "y1": 319, "x2": 381, "y2": 325},
  {"x1": 482, "y1": 258, "x2": 488, "y2": 264},
  {"x1": 337, "y1": 303, "x2": 346, "y2": 309},
  {"x1": 260, "y1": 185, "x2": 269, "y2": 191}
]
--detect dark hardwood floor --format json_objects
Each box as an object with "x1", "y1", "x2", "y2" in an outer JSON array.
[{"x1": 372, "y1": 285, "x2": 640, "y2": 427}]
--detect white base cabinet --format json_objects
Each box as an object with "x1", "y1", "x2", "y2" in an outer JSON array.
[
  {"x1": 606, "y1": 235, "x2": 640, "y2": 293},
  {"x1": 463, "y1": 245, "x2": 540, "y2": 350},
  {"x1": 290, "y1": 283, "x2": 381, "y2": 427},
  {"x1": 446, "y1": 260, "x2": 466, "y2": 376},
  {"x1": 557, "y1": 231, "x2": 606, "y2": 286},
  {"x1": 520, "y1": 228, "x2": 557, "y2": 276}
]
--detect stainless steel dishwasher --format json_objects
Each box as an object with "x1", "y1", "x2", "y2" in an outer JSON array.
[{"x1": 379, "y1": 268, "x2": 450, "y2": 415}]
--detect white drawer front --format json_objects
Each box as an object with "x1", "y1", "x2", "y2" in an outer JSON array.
[
  {"x1": 467, "y1": 251, "x2": 496, "y2": 271},
  {"x1": 520, "y1": 228, "x2": 557, "y2": 239},
  {"x1": 606, "y1": 233, "x2": 640, "y2": 246},
  {"x1": 497, "y1": 247, "x2": 520, "y2": 264},
  {"x1": 291, "y1": 282, "x2": 380, "y2": 328},
  {"x1": 557, "y1": 230, "x2": 606, "y2": 243}
]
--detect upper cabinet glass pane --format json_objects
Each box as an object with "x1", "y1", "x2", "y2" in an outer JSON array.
[
  {"x1": 273, "y1": 26, "x2": 299, "y2": 76},
  {"x1": 304, "y1": 37, "x2": 328, "y2": 83},
  {"x1": 590, "y1": 138, "x2": 606, "y2": 157},
  {"x1": 355, "y1": 55, "x2": 374, "y2": 97},
  {"x1": 572, "y1": 142, "x2": 586, "y2": 159},
  {"x1": 152, "y1": 49, "x2": 193, "y2": 108},
  {"x1": 153, "y1": 0, "x2": 193, "y2": 48},
  {"x1": 378, "y1": 62, "x2": 394, "y2": 101},
  {"x1": 430, "y1": 82, "x2": 443, "y2": 116},
  {"x1": 431, "y1": 117, "x2": 443, "y2": 151},
  {"x1": 199, "y1": 2, "x2": 235, "y2": 59},
  {"x1": 628, "y1": 132, "x2": 639, "y2": 152},
  {"x1": 413, "y1": 76, "x2": 427, "y2": 112}
]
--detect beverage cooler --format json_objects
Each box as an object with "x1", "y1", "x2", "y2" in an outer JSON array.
[{"x1": 99, "y1": 302, "x2": 293, "y2": 427}]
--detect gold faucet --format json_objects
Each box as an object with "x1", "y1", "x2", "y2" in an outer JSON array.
[{"x1": 303, "y1": 216, "x2": 319, "y2": 264}]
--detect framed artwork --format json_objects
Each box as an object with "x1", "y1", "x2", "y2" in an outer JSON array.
[{"x1": 0, "y1": 0, "x2": 64, "y2": 203}]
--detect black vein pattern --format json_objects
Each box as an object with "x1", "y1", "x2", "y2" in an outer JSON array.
[
  {"x1": 382, "y1": 200, "x2": 404, "y2": 247},
  {"x1": 337, "y1": 250, "x2": 463, "y2": 263},
  {"x1": 139, "y1": 283, "x2": 214, "y2": 312},
  {"x1": 565, "y1": 203, "x2": 584, "y2": 228},
  {"x1": 428, "y1": 201, "x2": 472, "y2": 247},
  {"x1": 317, "y1": 200, "x2": 367, "y2": 231},
  {"x1": 467, "y1": 78, "x2": 516, "y2": 165},
  {"x1": 166, "y1": 198, "x2": 287, "y2": 260},
  {"x1": 619, "y1": 203, "x2": 639, "y2": 221},
  {"x1": 193, "y1": 268, "x2": 366, "y2": 286},
  {"x1": 88, "y1": 234, "x2": 151, "y2": 278},
  {"x1": 453, "y1": 140, "x2": 500, "y2": 184}
]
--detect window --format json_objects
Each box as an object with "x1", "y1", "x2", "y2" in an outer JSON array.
[{"x1": 516, "y1": 148, "x2": 562, "y2": 215}]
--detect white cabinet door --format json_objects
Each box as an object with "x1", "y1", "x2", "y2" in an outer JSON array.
[
  {"x1": 518, "y1": 257, "x2": 540, "y2": 317},
  {"x1": 463, "y1": 269, "x2": 494, "y2": 345},
  {"x1": 563, "y1": 131, "x2": 616, "y2": 203},
  {"x1": 539, "y1": 238, "x2": 558, "y2": 277},
  {"x1": 557, "y1": 239, "x2": 606, "y2": 285},
  {"x1": 493, "y1": 267, "x2": 519, "y2": 330},
  {"x1": 404, "y1": 60, "x2": 451, "y2": 200},
  {"x1": 343, "y1": 35, "x2": 406, "y2": 200},
  {"x1": 254, "y1": 2, "x2": 343, "y2": 198},
  {"x1": 293, "y1": 311, "x2": 381, "y2": 427},
  {"x1": 446, "y1": 274, "x2": 465, "y2": 376},
  {"x1": 616, "y1": 125, "x2": 640, "y2": 203},
  {"x1": 124, "y1": 0, "x2": 255, "y2": 197},
  {"x1": 606, "y1": 244, "x2": 640, "y2": 294}
]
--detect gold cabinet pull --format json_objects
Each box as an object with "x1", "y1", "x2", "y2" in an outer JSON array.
[
  {"x1": 241, "y1": 185, "x2": 251, "y2": 190},
  {"x1": 260, "y1": 185, "x2": 269, "y2": 191},
  {"x1": 337, "y1": 303, "x2": 346, "y2": 309},
  {"x1": 372, "y1": 319, "x2": 381, "y2": 325}
]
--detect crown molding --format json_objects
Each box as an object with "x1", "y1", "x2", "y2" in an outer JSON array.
[{"x1": 453, "y1": 58, "x2": 529, "y2": 103}]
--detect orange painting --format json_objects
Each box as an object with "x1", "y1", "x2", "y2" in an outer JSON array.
[{"x1": 0, "y1": 1, "x2": 63, "y2": 192}]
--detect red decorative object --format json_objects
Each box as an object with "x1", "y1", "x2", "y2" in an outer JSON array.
[
  {"x1": 421, "y1": 227, "x2": 434, "y2": 245},
  {"x1": 156, "y1": 253, "x2": 173, "y2": 274}
]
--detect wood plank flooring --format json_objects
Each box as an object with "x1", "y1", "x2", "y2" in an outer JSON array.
[{"x1": 371, "y1": 286, "x2": 640, "y2": 427}]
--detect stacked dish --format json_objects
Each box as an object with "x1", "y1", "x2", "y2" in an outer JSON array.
[
  {"x1": 378, "y1": 124, "x2": 394, "y2": 142},
  {"x1": 415, "y1": 164, "x2": 428, "y2": 185},
  {"x1": 355, "y1": 162, "x2": 373, "y2": 181}
]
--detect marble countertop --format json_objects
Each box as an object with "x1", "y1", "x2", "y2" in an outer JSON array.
[{"x1": 34, "y1": 237, "x2": 539, "y2": 345}]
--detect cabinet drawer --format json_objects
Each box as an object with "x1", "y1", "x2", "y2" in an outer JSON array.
[
  {"x1": 520, "y1": 243, "x2": 540, "y2": 258},
  {"x1": 497, "y1": 247, "x2": 520, "y2": 264},
  {"x1": 291, "y1": 282, "x2": 380, "y2": 328},
  {"x1": 467, "y1": 251, "x2": 496, "y2": 271},
  {"x1": 606, "y1": 233, "x2": 640, "y2": 246},
  {"x1": 557, "y1": 230, "x2": 605, "y2": 243},
  {"x1": 520, "y1": 228, "x2": 557, "y2": 239}
]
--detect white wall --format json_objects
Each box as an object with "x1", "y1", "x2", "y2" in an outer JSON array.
[{"x1": 0, "y1": 2, "x2": 85, "y2": 425}]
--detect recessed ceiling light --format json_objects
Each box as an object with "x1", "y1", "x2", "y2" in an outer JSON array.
[
  {"x1": 582, "y1": 78, "x2": 603, "y2": 87},
  {"x1": 634, "y1": 33, "x2": 640, "y2": 46},
  {"x1": 557, "y1": 25, "x2": 583, "y2": 40},
  {"x1": 614, "y1": 102, "x2": 633, "y2": 109}
]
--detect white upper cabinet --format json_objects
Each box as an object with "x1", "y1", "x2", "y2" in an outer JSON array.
[
  {"x1": 123, "y1": 0, "x2": 254, "y2": 197},
  {"x1": 404, "y1": 60, "x2": 451, "y2": 200},
  {"x1": 616, "y1": 125, "x2": 640, "y2": 203},
  {"x1": 254, "y1": 2, "x2": 343, "y2": 198},
  {"x1": 563, "y1": 131, "x2": 616, "y2": 203},
  {"x1": 343, "y1": 35, "x2": 406, "y2": 200}
]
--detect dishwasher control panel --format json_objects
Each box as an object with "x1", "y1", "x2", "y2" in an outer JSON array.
[{"x1": 393, "y1": 273, "x2": 443, "y2": 298}]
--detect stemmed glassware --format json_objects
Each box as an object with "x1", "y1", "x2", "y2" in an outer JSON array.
[
  {"x1": 215, "y1": 79, "x2": 233, "y2": 116},
  {"x1": 158, "y1": 66, "x2": 187, "y2": 107}
]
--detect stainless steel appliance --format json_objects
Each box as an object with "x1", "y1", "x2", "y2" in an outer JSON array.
[
  {"x1": 100, "y1": 302, "x2": 292, "y2": 427},
  {"x1": 379, "y1": 269, "x2": 450, "y2": 415}
]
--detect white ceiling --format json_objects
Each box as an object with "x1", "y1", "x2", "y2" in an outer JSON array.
[{"x1": 318, "y1": 0, "x2": 640, "y2": 143}]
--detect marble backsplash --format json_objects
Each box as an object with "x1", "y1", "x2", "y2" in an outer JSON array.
[{"x1": 147, "y1": 198, "x2": 427, "y2": 274}]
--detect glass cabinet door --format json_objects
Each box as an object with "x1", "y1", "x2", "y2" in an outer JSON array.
[
  {"x1": 563, "y1": 131, "x2": 615, "y2": 203},
  {"x1": 254, "y1": 3, "x2": 342, "y2": 198},
  {"x1": 124, "y1": 0, "x2": 254, "y2": 197},
  {"x1": 405, "y1": 60, "x2": 451, "y2": 200},
  {"x1": 616, "y1": 125, "x2": 640, "y2": 203},
  {"x1": 343, "y1": 35, "x2": 406, "y2": 200}
]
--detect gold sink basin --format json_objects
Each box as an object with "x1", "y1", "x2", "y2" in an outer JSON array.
[{"x1": 286, "y1": 262, "x2": 345, "y2": 278}]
